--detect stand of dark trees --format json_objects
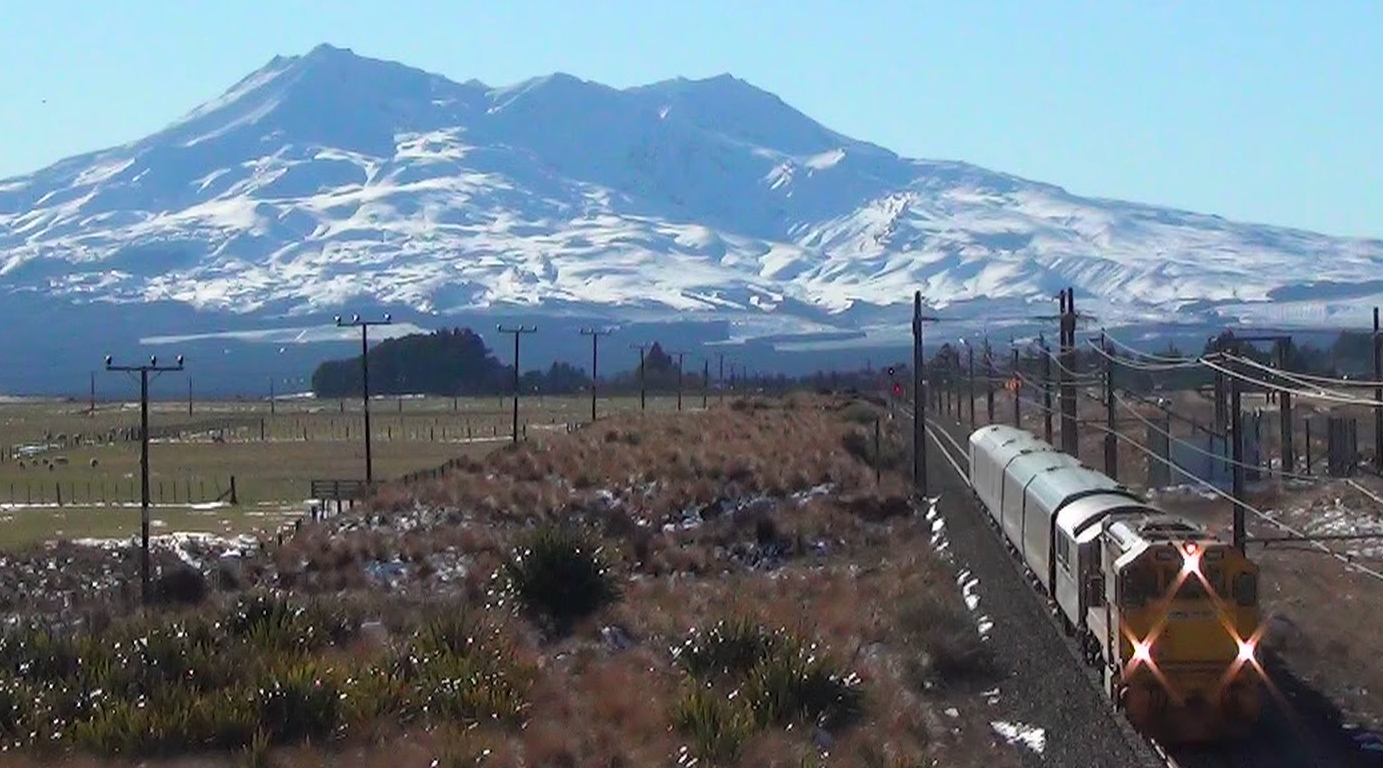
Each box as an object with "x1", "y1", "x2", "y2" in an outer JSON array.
[
  {"x1": 314, "y1": 329, "x2": 593, "y2": 397},
  {"x1": 312, "y1": 330, "x2": 726, "y2": 397}
]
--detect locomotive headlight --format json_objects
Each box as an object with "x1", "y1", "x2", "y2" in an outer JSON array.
[
  {"x1": 1132, "y1": 638, "x2": 1154, "y2": 665},
  {"x1": 1236, "y1": 637, "x2": 1256, "y2": 663}
]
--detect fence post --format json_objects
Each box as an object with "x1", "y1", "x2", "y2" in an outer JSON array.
[
  {"x1": 56, "y1": 483, "x2": 62, "y2": 507},
  {"x1": 230, "y1": 476, "x2": 238, "y2": 505}
]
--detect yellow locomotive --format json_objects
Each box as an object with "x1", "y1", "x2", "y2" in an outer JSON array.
[{"x1": 969, "y1": 425, "x2": 1262, "y2": 743}]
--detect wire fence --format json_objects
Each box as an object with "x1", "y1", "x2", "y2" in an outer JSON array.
[{"x1": 0, "y1": 476, "x2": 236, "y2": 507}]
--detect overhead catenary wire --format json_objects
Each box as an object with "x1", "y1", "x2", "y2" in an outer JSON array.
[
  {"x1": 1082, "y1": 335, "x2": 1383, "y2": 408},
  {"x1": 925, "y1": 342, "x2": 1383, "y2": 580},
  {"x1": 1222, "y1": 353, "x2": 1383, "y2": 396},
  {"x1": 1083, "y1": 339, "x2": 1220, "y2": 372},
  {"x1": 993, "y1": 382, "x2": 1383, "y2": 582},
  {"x1": 1106, "y1": 388, "x2": 1320, "y2": 483},
  {"x1": 1099, "y1": 333, "x2": 1208, "y2": 365},
  {"x1": 1200, "y1": 356, "x2": 1383, "y2": 408}
]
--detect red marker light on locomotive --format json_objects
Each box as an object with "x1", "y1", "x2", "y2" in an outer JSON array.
[
  {"x1": 892, "y1": 384, "x2": 903, "y2": 395},
  {"x1": 1180, "y1": 541, "x2": 1202, "y2": 577}
]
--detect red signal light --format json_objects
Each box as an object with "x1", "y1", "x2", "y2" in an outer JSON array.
[{"x1": 892, "y1": 384, "x2": 903, "y2": 396}]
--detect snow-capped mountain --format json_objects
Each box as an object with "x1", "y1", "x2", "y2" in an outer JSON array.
[{"x1": 2, "y1": 43, "x2": 1381, "y2": 384}]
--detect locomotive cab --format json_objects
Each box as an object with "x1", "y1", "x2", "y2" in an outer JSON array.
[{"x1": 1090, "y1": 516, "x2": 1262, "y2": 742}]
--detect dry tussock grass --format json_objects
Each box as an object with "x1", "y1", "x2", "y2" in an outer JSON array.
[{"x1": 17, "y1": 395, "x2": 1020, "y2": 767}]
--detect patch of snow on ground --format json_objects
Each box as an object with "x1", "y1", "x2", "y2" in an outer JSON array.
[
  {"x1": 1264, "y1": 496, "x2": 1383, "y2": 561},
  {"x1": 71, "y1": 531, "x2": 259, "y2": 567},
  {"x1": 991, "y1": 720, "x2": 1046, "y2": 755},
  {"x1": 928, "y1": 496, "x2": 992, "y2": 638}
]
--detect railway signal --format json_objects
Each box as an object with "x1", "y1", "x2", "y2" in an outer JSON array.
[{"x1": 105, "y1": 353, "x2": 185, "y2": 604}]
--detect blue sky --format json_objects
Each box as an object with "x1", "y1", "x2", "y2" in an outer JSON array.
[{"x1": 2, "y1": 1, "x2": 1379, "y2": 236}]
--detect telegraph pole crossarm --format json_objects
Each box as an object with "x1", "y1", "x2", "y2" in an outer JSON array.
[
  {"x1": 336, "y1": 313, "x2": 393, "y2": 483},
  {"x1": 105, "y1": 353, "x2": 185, "y2": 605}
]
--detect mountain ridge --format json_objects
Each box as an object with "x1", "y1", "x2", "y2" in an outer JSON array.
[{"x1": 2, "y1": 44, "x2": 1381, "y2": 354}]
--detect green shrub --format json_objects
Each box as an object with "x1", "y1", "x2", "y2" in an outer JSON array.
[
  {"x1": 742, "y1": 643, "x2": 862, "y2": 729},
  {"x1": 252, "y1": 660, "x2": 341, "y2": 742},
  {"x1": 402, "y1": 614, "x2": 530, "y2": 725},
  {"x1": 154, "y1": 566, "x2": 208, "y2": 605},
  {"x1": 841, "y1": 402, "x2": 880, "y2": 425},
  {"x1": 0, "y1": 675, "x2": 37, "y2": 744},
  {"x1": 502, "y1": 526, "x2": 619, "y2": 631},
  {"x1": 675, "y1": 617, "x2": 781, "y2": 682},
  {"x1": 0, "y1": 599, "x2": 528, "y2": 759},
  {"x1": 897, "y1": 591, "x2": 993, "y2": 685},
  {"x1": 674, "y1": 619, "x2": 864, "y2": 757},
  {"x1": 672, "y1": 683, "x2": 756, "y2": 765},
  {"x1": 226, "y1": 594, "x2": 357, "y2": 652}
]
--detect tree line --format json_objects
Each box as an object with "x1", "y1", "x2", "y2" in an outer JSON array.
[{"x1": 311, "y1": 329, "x2": 720, "y2": 397}]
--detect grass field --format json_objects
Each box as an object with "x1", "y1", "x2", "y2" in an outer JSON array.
[{"x1": 0, "y1": 393, "x2": 708, "y2": 547}]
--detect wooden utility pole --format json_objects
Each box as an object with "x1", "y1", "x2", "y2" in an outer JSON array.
[
  {"x1": 631, "y1": 343, "x2": 649, "y2": 412},
  {"x1": 912, "y1": 291, "x2": 928, "y2": 498},
  {"x1": 1102, "y1": 332, "x2": 1117, "y2": 480},
  {"x1": 984, "y1": 338, "x2": 995, "y2": 424},
  {"x1": 966, "y1": 342, "x2": 976, "y2": 429},
  {"x1": 1059, "y1": 288, "x2": 1079, "y2": 456},
  {"x1": 1276, "y1": 338, "x2": 1294, "y2": 475},
  {"x1": 106, "y1": 354, "x2": 185, "y2": 604},
  {"x1": 1040, "y1": 334, "x2": 1053, "y2": 444},
  {"x1": 1375, "y1": 307, "x2": 1382, "y2": 470},
  {"x1": 580, "y1": 327, "x2": 614, "y2": 422},
  {"x1": 702, "y1": 358, "x2": 710, "y2": 409},
  {"x1": 717, "y1": 353, "x2": 727, "y2": 404},
  {"x1": 1230, "y1": 357, "x2": 1245, "y2": 552},
  {"x1": 1011, "y1": 345, "x2": 1020, "y2": 427},
  {"x1": 670, "y1": 351, "x2": 688, "y2": 411},
  {"x1": 497, "y1": 324, "x2": 537, "y2": 441},
  {"x1": 337, "y1": 313, "x2": 393, "y2": 481},
  {"x1": 1213, "y1": 333, "x2": 1227, "y2": 432}
]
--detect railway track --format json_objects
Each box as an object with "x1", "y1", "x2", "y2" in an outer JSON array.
[{"x1": 899, "y1": 403, "x2": 1371, "y2": 767}]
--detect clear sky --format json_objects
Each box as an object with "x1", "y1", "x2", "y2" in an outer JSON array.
[{"x1": 2, "y1": 1, "x2": 1379, "y2": 237}]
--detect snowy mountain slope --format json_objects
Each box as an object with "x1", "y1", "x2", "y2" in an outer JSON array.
[{"x1": 2, "y1": 43, "x2": 1381, "y2": 342}]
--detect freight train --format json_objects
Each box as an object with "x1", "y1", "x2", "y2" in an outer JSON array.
[{"x1": 967, "y1": 424, "x2": 1262, "y2": 743}]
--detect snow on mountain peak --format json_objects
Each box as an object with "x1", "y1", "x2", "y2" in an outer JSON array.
[{"x1": 1, "y1": 44, "x2": 1381, "y2": 343}]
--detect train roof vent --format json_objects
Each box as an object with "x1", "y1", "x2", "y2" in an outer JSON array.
[{"x1": 1139, "y1": 520, "x2": 1199, "y2": 540}]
